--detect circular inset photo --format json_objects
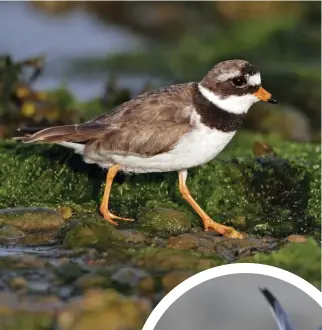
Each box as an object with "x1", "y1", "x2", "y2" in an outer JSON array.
[{"x1": 144, "y1": 264, "x2": 322, "y2": 330}]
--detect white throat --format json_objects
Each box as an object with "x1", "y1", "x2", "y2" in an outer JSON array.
[{"x1": 198, "y1": 83, "x2": 259, "y2": 114}]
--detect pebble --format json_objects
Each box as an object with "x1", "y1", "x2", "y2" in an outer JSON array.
[
  {"x1": 162, "y1": 270, "x2": 194, "y2": 293},
  {"x1": 167, "y1": 233, "x2": 199, "y2": 250},
  {"x1": 10, "y1": 276, "x2": 28, "y2": 290},
  {"x1": 286, "y1": 234, "x2": 308, "y2": 243}
]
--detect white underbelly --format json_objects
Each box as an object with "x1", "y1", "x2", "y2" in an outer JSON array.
[
  {"x1": 58, "y1": 127, "x2": 236, "y2": 173},
  {"x1": 99, "y1": 127, "x2": 235, "y2": 173}
]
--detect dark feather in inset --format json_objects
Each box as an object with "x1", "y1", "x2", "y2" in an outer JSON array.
[{"x1": 260, "y1": 287, "x2": 296, "y2": 330}]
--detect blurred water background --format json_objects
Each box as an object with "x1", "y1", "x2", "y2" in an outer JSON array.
[{"x1": 0, "y1": 1, "x2": 145, "y2": 100}]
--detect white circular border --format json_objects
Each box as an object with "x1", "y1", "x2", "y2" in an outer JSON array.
[{"x1": 142, "y1": 263, "x2": 322, "y2": 330}]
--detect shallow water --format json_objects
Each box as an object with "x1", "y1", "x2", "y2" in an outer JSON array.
[{"x1": 0, "y1": 245, "x2": 53, "y2": 257}]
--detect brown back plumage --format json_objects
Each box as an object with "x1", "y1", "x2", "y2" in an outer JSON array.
[{"x1": 15, "y1": 83, "x2": 196, "y2": 157}]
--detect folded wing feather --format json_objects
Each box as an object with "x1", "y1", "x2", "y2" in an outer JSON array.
[{"x1": 14, "y1": 83, "x2": 196, "y2": 157}]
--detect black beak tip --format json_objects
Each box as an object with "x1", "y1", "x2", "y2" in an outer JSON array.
[{"x1": 268, "y1": 96, "x2": 277, "y2": 104}]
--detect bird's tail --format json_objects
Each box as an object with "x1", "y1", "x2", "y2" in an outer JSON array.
[{"x1": 13, "y1": 125, "x2": 79, "y2": 143}]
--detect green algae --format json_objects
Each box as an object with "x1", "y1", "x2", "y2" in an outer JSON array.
[
  {"x1": 75, "y1": 273, "x2": 112, "y2": 290},
  {"x1": 0, "y1": 141, "x2": 101, "y2": 211},
  {"x1": 137, "y1": 207, "x2": 193, "y2": 236},
  {"x1": 0, "y1": 312, "x2": 53, "y2": 330},
  {"x1": 239, "y1": 238, "x2": 321, "y2": 288},
  {"x1": 0, "y1": 255, "x2": 49, "y2": 270},
  {"x1": 133, "y1": 247, "x2": 224, "y2": 272},
  {"x1": 62, "y1": 217, "x2": 125, "y2": 250},
  {"x1": 0, "y1": 208, "x2": 64, "y2": 232},
  {"x1": 191, "y1": 155, "x2": 320, "y2": 237},
  {"x1": 0, "y1": 289, "x2": 150, "y2": 330},
  {"x1": 0, "y1": 131, "x2": 320, "y2": 238},
  {"x1": 58, "y1": 288, "x2": 150, "y2": 330}
]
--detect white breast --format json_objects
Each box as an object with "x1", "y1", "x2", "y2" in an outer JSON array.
[
  {"x1": 58, "y1": 110, "x2": 236, "y2": 174},
  {"x1": 98, "y1": 112, "x2": 235, "y2": 173}
]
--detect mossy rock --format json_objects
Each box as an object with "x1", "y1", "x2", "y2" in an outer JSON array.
[
  {"x1": 0, "y1": 225, "x2": 25, "y2": 240},
  {"x1": 239, "y1": 238, "x2": 321, "y2": 288},
  {"x1": 57, "y1": 288, "x2": 151, "y2": 330},
  {"x1": 0, "y1": 289, "x2": 150, "y2": 330},
  {"x1": 0, "y1": 309, "x2": 53, "y2": 330},
  {"x1": 137, "y1": 207, "x2": 193, "y2": 236},
  {"x1": 0, "y1": 141, "x2": 100, "y2": 210},
  {"x1": 62, "y1": 217, "x2": 125, "y2": 250},
  {"x1": 0, "y1": 207, "x2": 64, "y2": 232},
  {"x1": 0, "y1": 131, "x2": 320, "y2": 238},
  {"x1": 55, "y1": 262, "x2": 89, "y2": 284},
  {"x1": 133, "y1": 247, "x2": 224, "y2": 272},
  {"x1": 0, "y1": 255, "x2": 49, "y2": 270}
]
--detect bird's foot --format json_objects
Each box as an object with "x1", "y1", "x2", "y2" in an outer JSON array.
[
  {"x1": 101, "y1": 209, "x2": 134, "y2": 226},
  {"x1": 203, "y1": 218, "x2": 246, "y2": 239}
]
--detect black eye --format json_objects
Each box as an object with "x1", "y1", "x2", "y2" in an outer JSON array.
[{"x1": 231, "y1": 76, "x2": 247, "y2": 87}]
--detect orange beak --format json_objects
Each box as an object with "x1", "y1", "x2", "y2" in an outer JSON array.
[{"x1": 253, "y1": 87, "x2": 277, "y2": 104}]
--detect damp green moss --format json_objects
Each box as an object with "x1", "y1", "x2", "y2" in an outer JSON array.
[
  {"x1": 0, "y1": 312, "x2": 53, "y2": 330},
  {"x1": 62, "y1": 217, "x2": 125, "y2": 251},
  {"x1": 137, "y1": 206, "x2": 194, "y2": 236},
  {"x1": 0, "y1": 131, "x2": 320, "y2": 237},
  {"x1": 239, "y1": 238, "x2": 321, "y2": 288},
  {"x1": 133, "y1": 247, "x2": 225, "y2": 272},
  {"x1": 0, "y1": 141, "x2": 100, "y2": 211}
]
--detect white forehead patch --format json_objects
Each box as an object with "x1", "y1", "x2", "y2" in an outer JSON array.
[
  {"x1": 198, "y1": 83, "x2": 259, "y2": 114},
  {"x1": 216, "y1": 70, "x2": 241, "y2": 82},
  {"x1": 248, "y1": 72, "x2": 261, "y2": 86}
]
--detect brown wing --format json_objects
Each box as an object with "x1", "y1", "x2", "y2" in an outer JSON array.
[
  {"x1": 16, "y1": 83, "x2": 196, "y2": 157},
  {"x1": 86, "y1": 83, "x2": 195, "y2": 126}
]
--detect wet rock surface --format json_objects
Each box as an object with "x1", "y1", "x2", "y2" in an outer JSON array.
[
  {"x1": 0, "y1": 219, "x2": 320, "y2": 329},
  {"x1": 0, "y1": 132, "x2": 320, "y2": 329},
  {"x1": 0, "y1": 207, "x2": 64, "y2": 246},
  {"x1": 0, "y1": 207, "x2": 65, "y2": 232}
]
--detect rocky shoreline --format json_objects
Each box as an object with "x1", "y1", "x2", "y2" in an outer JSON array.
[{"x1": 0, "y1": 131, "x2": 320, "y2": 329}]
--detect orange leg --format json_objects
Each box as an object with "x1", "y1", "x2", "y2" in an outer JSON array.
[
  {"x1": 99, "y1": 164, "x2": 134, "y2": 226},
  {"x1": 178, "y1": 170, "x2": 245, "y2": 239}
]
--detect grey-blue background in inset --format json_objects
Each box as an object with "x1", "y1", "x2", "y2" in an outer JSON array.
[{"x1": 154, "y1": 273, "x2": 322, "y2": 330}]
